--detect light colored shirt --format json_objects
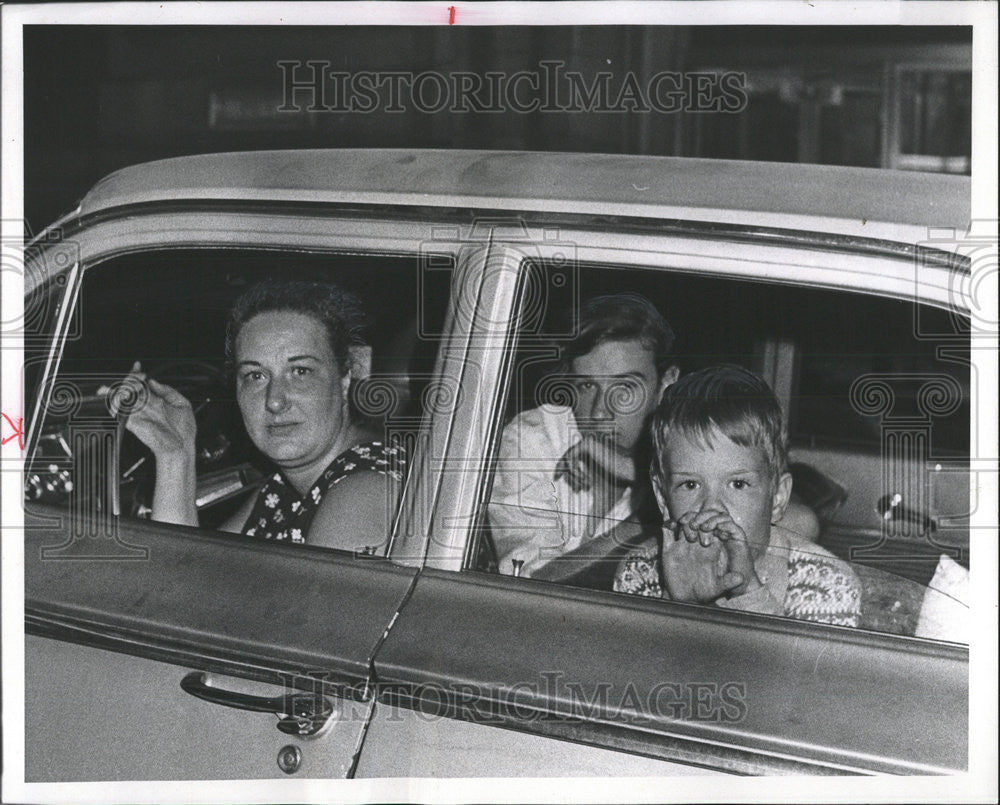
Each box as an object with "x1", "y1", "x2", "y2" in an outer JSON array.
[{"x1": 488, "y1": 405, "x2": 635, "y2": 577}]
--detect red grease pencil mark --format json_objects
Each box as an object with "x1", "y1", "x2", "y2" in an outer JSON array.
[
  {"x1": 1, "y1": 411, "x2": 24, "y2": 450},
  {"x1": 448, "y1": 5, "x2": 456, "y2": 24}
]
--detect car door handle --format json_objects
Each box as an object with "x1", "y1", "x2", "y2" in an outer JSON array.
[{"x1": 180, "y1": 672, "x2": 337, "y2": 736}]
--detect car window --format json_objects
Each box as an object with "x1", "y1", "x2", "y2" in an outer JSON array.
[
  {"x1": 26, "y1": 247, "x2": 451, "y2": 555},
  {"x1": 471, "y1": 259, "x2": 970, "y2": 643},
  {"x1": 790, "y1": 290, "x2": 969, "y2": 454}
]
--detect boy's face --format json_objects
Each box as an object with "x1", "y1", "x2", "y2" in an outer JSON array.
[
  {"x1": 569, "y1": 338, "x2": 678, "y2": 454},
  {"x1": 655, "y1": 426, "x2": 791, "y2": 557}
]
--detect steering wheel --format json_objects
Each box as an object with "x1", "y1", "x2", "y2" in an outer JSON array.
[{"x1": 118, "y1": 360, "x2": 233, "y2": 518}]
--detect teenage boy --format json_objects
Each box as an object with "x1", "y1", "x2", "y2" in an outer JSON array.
[{"x1": 489, "y1": 294, "x2": 677, "y2": 577}]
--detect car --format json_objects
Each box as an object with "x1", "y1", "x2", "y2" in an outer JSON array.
[{"x1": 20, "y1": 149, "x2": 973, "y2": 780}]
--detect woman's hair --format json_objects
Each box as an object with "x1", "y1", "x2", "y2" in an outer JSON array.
[
  {"x1": 560, "y1": 293, "x2": 676, "y2": 377},
  {"x1": 649, "y1": 364, "x2": 788, "y2": 492},
  {"x1": 225, "y1": 279, "x2": 369, "y2": 376}
]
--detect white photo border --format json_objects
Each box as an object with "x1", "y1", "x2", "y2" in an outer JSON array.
[{"x1": 2, "y1": 3, "x2": 997, "y2": 803}]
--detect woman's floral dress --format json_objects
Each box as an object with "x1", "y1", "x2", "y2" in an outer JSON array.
[{"x1": 241, "y1": 441, "x2": 408, "y2": 544}]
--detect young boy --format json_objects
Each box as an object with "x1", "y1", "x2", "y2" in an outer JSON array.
[{"x1": 614, "y1": 365, "x2": 861, "y2": 627}]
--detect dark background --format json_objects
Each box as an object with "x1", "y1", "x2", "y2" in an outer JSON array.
[{"x1": 24, "y1": 25, "x2": 972, "y2": 233}]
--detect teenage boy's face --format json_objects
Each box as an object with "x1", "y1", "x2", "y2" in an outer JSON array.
[
  {"x1": 570, "y1": 339, "x2": 678, "y2": 454},
  {"x1": 656, "y1": 426, "x2": 789, "y2": 556}
]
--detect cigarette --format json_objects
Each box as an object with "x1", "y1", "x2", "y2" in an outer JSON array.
[{"x1": 121, "y1": 456, "x2": 146, "y2": 480}]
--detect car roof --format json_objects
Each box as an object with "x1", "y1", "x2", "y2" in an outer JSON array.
[{"x1": 78, "y1": 149, "x2": 970, "y2": 244}]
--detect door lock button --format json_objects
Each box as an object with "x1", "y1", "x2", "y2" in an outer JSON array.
[{"x1": 277, "y1": 744, "x2": 302, "y2": 774}]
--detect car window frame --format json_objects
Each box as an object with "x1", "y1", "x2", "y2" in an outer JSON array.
[
  {"x1": 24, "y1": 205, "x2": 482, "y2": 566},
  {"x1": 424, "y1": 223, "x2": 970, "y2": 573},
  {"x1": 445, "y1": 226, "x2": 971, "y2": 634}
]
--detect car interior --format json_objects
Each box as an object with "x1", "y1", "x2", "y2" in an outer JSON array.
[{"x1": 26, "y1": 247, "x2": 451, "y2": 532}]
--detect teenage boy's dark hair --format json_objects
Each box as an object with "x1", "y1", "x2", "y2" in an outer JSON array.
[{"x1": 561, "y1": 293, "x2": 676, "y2": 377}]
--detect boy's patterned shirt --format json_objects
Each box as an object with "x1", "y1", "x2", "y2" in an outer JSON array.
[{"x1": 613, "y1": 527, "x2": 861, "y2": 628}]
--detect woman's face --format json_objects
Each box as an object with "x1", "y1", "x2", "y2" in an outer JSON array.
[{"x1": 234, "y1": 310, "x2": 351, "y2": 472}]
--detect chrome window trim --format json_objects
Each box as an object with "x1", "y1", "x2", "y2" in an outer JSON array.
[
  {"x1": 24, "y1": 212, "x2": 475, "y2": 563},
  {"x1": 24, "y1": 207, "x2": 971, "y2": 570},
  {"x1": 421, "y1": 240, "x2": 526, "y2": 570},
  {"x1": 28, "y1": 202, "x2": 970, "y2": 296},
  {"x1": 24, "y1": 260, "x2": 80, "y2": 457}
]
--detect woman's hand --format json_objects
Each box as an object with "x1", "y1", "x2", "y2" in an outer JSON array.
[
  {"x1": 111, "y1": 361, "x2": 198, "y2": 526},
  {"x1": 114, "y1": 361, "x2": 196, "y2": 461}
]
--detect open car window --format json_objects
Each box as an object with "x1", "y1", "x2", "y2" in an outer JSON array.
[
  {"x1": 26, "y1": 247, "x2": 451, "y2": 555},
  {"x1": 471, "y1": 260, "x2": 970, "y2": 644}
]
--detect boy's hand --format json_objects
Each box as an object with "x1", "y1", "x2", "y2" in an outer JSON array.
[
  {"x1": 555, "y1": 434, "x2": 636, "y2": 493},
  {"x1": 662, "y1": 511, "x2": 762, "y2": 602},
  {"x1": 555, "y1": 439, "x2": 594, "y2": 492}
]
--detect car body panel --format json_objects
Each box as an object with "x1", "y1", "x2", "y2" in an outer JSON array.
[
  {"x1": 25, "y1": 636, "x2": 375, "y2": 781},
  {"x1": 371, "y1": 568, "x2": 967, "y2": 775},
  {"x1": 25, "y1": 506, "x2": 418, "y2": 680},
  {"x1": 75, "y1": 150, "x2": 970, "y2": 248},
  {"x1": 24, "y1": 505, "x2": 418, "y2": 780},
  {"x1": 355, "y1": 701, "x2": 724, "y2": 777}
]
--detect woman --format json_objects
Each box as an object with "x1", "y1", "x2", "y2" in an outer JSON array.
[{"x1": 118, "y1": 279, "x2": 406, "y2": 552}]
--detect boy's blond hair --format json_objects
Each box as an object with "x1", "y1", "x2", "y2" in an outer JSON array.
[{"x1": 649, "y1": 364, "x2": 788, "y2": 493}]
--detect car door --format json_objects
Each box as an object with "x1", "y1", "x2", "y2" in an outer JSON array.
[
  {"x1": 20, "y1": 206, "x2": 474, "y2": 781},
  {"x1": 355, "y1": 229, "x2": 970, "y2": 776},
  {"x1": 25, "y1": 514, "x2": 416, "y2": 780}
]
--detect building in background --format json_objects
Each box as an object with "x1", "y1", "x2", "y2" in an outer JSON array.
[
  {"x1": 24, "y1": 26, "x2": 972, "y2": 234},
  {"x1": 688, "y1": 28, "x2": 971, "y2": 172}
]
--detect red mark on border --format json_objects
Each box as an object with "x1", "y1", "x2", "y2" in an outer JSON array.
[
  {"x1": 1, "y1": 412, "x2": 24, "y2": 450},
  {"x1": 448, "y1": 5, "x2": 456, "y2": 24}
]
